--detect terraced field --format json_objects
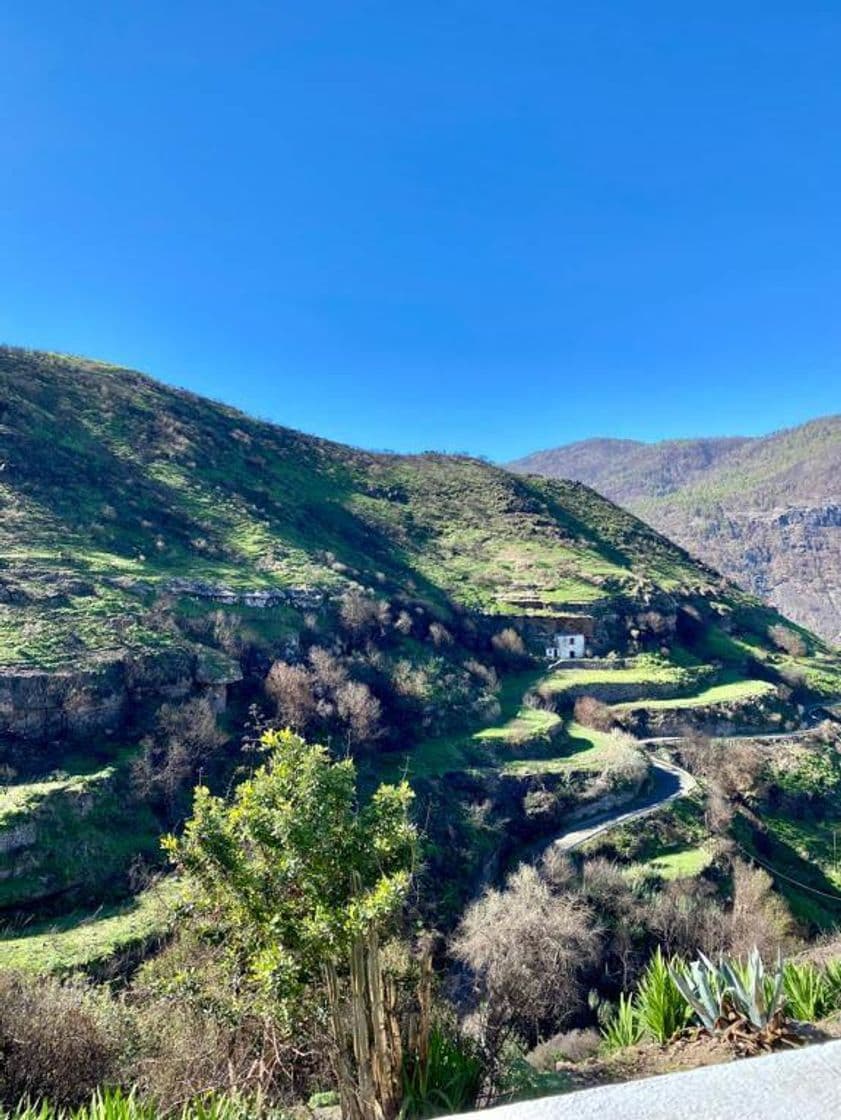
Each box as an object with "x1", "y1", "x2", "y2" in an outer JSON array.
[
  {"x1": 0, "y1": 644, "x2": 823, "y2": 977},
  {"x1": 625, "y1": 844, "x2": 713, "y2": 882},
  {"x1": 0, "y1": 878, "x2": 179, "y2": 974},
  {"x1": 501, "y1": 722, "x2": 626, "y2": 776},
  {"x1": 611, "y1": 678, "x2": 776, "y2": 711}
]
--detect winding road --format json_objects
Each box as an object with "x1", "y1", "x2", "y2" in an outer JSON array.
[
  {"x1": 547, "y1": 698, "x2": 840, "y2": 853},
  {"x1": 549, "y1": 757, "x2": 697, "y2": 852}
]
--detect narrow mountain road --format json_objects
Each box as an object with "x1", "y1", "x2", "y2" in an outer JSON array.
[
  {"x1": 548, "y1": 758, "x2": 696, "y2": 853},
  {"x1": 542, "y1": 698, "x2": 839, "y2": 854},
  {"x1": 639, "y1": 698, "x2": 841, "y2": 748}
]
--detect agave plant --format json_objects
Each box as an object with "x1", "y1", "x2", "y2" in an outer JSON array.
[
  {"x1": 721, "y1": 948, "x2": 786, "y2": 1029},
  {"x1": 669, "y1": 953, "x2": 724, "y2": 1032},
  {"x1": 670, "y1": 948, "x2": 787, "y2": 1043}
]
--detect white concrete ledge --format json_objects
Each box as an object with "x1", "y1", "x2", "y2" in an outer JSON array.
[{"x1": 454, "y1": 1040, "x2": 841, "y2": 1120}]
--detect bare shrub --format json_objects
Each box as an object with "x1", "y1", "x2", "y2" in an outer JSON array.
[
  {"x1": 727, "y1": 859, "x2": 794, "y2": 958},
  {"x1": 768, "y1": 623, "x2": 807, "y2": 659},
  {"x1": 452, "y1": 864, "x2": 598, "y2": 1051},
  {"x1": 677, "y1": 733, "x2": 764, "y2": 801},
  {"x1": 540, "y1": 848, "x2": 578, "y2": 893},
  {"x1": 574, "y1": 695, "x2": 614, "y2": 732},
  {"x1": 644, "y1": 879, "x2": 729, "y2": 959},
  {"x1": 464, "y1": 659, "x2": 500, "y2": 691},
  {"x1": 265, "y1": 661, "x2": 316, "y2": 731},
  {"x1": 309, "y1": 646, "x2": 349, "y2": 694},
  {"x1": 0, "y1": 972, "x2": 128, "y2": 1108},
  {"x1": 491, "y1": 627, "x2": 527, "y2": 662},
  {"x1": 705, "y1": 786, "x2": 734, "y2": 835},
  {"x1": 339, "y1": 589, "x2": 390, "y2": 640},
  {"x1": 427, "y1": 621, "x2": 453, "y2": 647},
  {"x1": 131, "y1": 696, "x2": 225, "y2": 815},
  {"x1": 156, "y1": 695, "x2": 226, "y2": 761},
  {"x1": 133, "y1": 1003, "x2": 318, "y2": 1109},
  {"x1": 527, "y1": 1027, "x2": 600, "y2": 1070},
  {"x1": 594, "y1": 737, "x2": 649, "y2": 793},
  {"x1": 394, "y1": 610, "x2": 414, "y2": 636},
  {"x1": 577, "y1": 857, "x2": 644, "y2": 987},
  {"x1": 336, "y1": 680, "x2": 382, "y2": 747}
]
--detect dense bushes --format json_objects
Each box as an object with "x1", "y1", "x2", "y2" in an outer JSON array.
[
  {"x1": 452, "y1": 864, "x2": 598, "y2": 1058},
  {"x1": 0, "y1": 972, "x2": 129, "y2": 1108}
]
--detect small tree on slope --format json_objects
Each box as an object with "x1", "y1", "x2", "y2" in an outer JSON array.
[{"x1": 165, "y1": 728, "x2": 417, "y2": 1120}]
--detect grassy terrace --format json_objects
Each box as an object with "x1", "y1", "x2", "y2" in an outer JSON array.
[
  {"x1": 611, "y1": 678, "x2": 776, "y2": 711},
  {"x1": 761, "y1": 814, "x2": 841, "y2": 891},
  {"x1": 501, "y1": 721, "x2": 622, "y2": 775},
  {"x1": 371, "y1": 669, "x2": 550, "y2": 782},
  {"x1": 541, "y1": 658, "x2": 706, "y2": 696},
  {"x1": 0, "y1": 764, "x2": 118, "y2": 828},
  {"x1": 0, "y1": 879, "x2": 180, "y2": 974}
]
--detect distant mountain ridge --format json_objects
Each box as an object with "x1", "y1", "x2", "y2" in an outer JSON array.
[{"x1": 510, "y1": 416, "x2": 841, "y2": 646}]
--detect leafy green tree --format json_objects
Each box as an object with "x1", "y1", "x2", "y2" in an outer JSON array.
[{"x1": 165, "y1": 728, "x2": 417, "y2": 1120}]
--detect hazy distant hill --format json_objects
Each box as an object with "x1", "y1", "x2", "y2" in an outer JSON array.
[{"x1": 510, "y1": 416, "x2": 841, "y2": 646}]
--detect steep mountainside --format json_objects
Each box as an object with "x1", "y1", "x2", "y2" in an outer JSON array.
[
  {"x1": 0, "y1": 347, "x2": 818, "y2": 752},
  {"x1": 510, "y1": 417, "x2": 841, "y2": 646},
  {"x1": 0, "y1": 347, "x2": 722, "y2": 672}
]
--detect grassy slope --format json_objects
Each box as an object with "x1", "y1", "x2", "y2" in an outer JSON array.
[
  {"x1": 0, "y1": 879, "x2": 179, "y2": 973},
  {"x1": 0, "y1": 348, "x2": 729, "y2": 670},
  {"x1": 611, "y1": 678, "x2": 776, "y2": 711}
]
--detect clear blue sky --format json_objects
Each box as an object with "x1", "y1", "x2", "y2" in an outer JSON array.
[{"x1": 2, "y1": 3, "x2": 840, "y2": 459}]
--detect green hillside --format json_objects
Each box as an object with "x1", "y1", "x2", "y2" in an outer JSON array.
[
  {"x1": 0, "y1": 346, "x2": 732, "y2": 672},
  {"x1": 2, "y1": 346, "x2": 839, "y2": 950}
]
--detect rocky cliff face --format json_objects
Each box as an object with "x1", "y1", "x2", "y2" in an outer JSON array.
[
  {"x1": 510, "y1": 417, "x2": 841, "y2": 647},
  {"x1": 682, "y1": 503, "x2": 841, "y2": 646},
  {"x1": 0, "y1": 645, "x2": 240, "y2": 755}
]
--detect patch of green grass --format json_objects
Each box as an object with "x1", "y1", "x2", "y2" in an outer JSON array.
[
  {"x1": 761, "y1": 814, "x2": 841, "y2": 891},
  {"x1": 0, "y1": 748, "x2": 163, "y2": 910},
  {"x1": 474, "y1": 706, "x2": 561, "y2": 745},
  {"x1": 778, "y1": 656, "x2": 841, "y2": 700},
  {"x1": 501, "y1": 721, "x2": 620, "y2": 775},
  {"x1": 0, "y1": 878, "x2": 181, "y2": 973},
  {"x1": 626, "y1": 844, "x2": 712, "y2": 881},
  {"x1": 541, "y1": 656, "x2": 707, "y2": 698},
  {"x1": 612, "y1": 678, "x2": 775, "y2": 711},
  {"x1": 0, "y1": 765, "x2": 117, "y2": 828}
]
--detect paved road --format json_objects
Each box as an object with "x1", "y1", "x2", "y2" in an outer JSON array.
[
  {"x1": 640, "y1": 699, "x2": 841, "y2": 747},
  {"x1": 548, "y1": 758, "x2": 696, "y2": 853},
  {"x1": 451, "y1": 1039, "x2": 841, "y2": 1120},
  {"x1": 544, "y1": 696, "x2": 838, "y2": 852}
]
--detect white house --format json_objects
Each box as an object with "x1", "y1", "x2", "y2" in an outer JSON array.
[{"x1": 545, "y1": 632, "x2": 587, "y2": 660}]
